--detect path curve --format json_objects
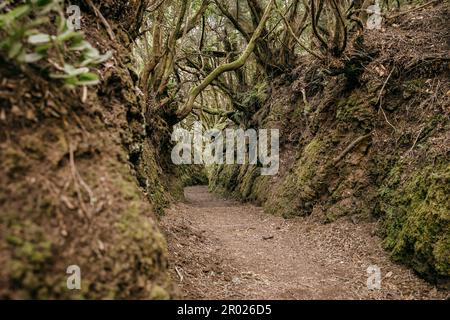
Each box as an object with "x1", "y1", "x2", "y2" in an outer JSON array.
[{"x1": 160, "y1": 186, "x2": 446, "y2": 300}]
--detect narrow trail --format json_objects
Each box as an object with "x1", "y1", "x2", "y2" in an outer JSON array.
[{"x1": 161, "y1": 186, "x2": 446, "y2": 300}]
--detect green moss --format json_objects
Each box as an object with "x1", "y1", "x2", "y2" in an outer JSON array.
[
  {"x1": 150, "y1": 285, "x2": 170, "y2": 300},
  {"x1": 111, "y1": 182, "x2": 170, "y2": 298},
  {"x1": 4, "y1": 219, "x2": 55, "y2": 298},
  {"x1": 249, "y1": 175, "x2": 270, "y2": 204},
  {"x1": 211, "y1": 164, "x2": 241, "y2": 194},
  {"x1": 265, "y1": 138, "x2": 329, "y2": 217},
  {"x1": 238, "y1": 166, "x2": 259, "y2": 199},
  {"x1": 138, "y1": 144, "x2": 170, "y2": 214},
  {"x1": 380, "y1": 162, "x2": 450, "y2": 284},
  {"x1": 434, "y1": 235, "x2": 450, "y2": 276},
  {"x1": 335, "y1": 93, "x2": 375, "y2": 131},
  {"x1": 177, "y1": 164, "x2": 208, "y2": 187},
  {"x1": 402, "y1": 78, "x2": 426, "y2": 99},
  {"x1": 112, "y1": 174, "x2": 141, "y2": 202}
]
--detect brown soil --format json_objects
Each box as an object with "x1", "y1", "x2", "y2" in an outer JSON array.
[
  {"x1": 0, "y1": 3, "x2": 173, "y2": 299},
  {"x1": 161, "y1": 186, "x2": 448, "y2": 300}
]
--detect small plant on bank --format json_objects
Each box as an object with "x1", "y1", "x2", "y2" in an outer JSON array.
[{"x1": 0, "y1": 0, "x2": 111, "y2": 88}]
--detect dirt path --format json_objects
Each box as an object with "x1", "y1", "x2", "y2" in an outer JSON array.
[{"x1": 160, "y1": 186, "x2": 447, "y2": 300}]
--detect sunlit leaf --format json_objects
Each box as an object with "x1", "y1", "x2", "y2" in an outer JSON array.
[
  {"x1": 21, "y1": 52, "x2": 45, "y2": 63},
  {"x1": 28, "y1": 33, "x2": 51, "y2": 44},
  {"x1": 76, "y1": 72, "x2": 100, "y2": 86}
]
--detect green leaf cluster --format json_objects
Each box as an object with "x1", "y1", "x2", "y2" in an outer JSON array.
[{"x1": 0, "y1": 0, "x2": 112, "y2": 88}]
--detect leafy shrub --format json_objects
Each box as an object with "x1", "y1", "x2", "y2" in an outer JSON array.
[{"x1": 0, "y1": 0, "x2": 111, "y2": 88}]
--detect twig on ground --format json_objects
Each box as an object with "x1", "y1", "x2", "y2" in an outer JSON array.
[
  {"x1": 406, "y1": 125, "x2": 425, "y2": 155},
  {"x1": 175, "y1": 266, "x2": 184, "y2": 282}
]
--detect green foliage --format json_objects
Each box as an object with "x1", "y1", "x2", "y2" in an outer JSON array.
[
  {"x1": 0, "y1": 0, "x2": 111, "y2": 88},
  {"x1": 240, "y1": 81, "x2": 268, "y2": 107},
  {"x1": 380, "y1": 162, "x2": 450, "y2": 283}
]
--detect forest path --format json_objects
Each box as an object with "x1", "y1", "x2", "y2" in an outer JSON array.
[{"x1": 160, "y1": 186, "x2": 446, "y2": 300}]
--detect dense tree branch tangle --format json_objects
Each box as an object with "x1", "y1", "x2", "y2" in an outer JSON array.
[
  {"x1": 175, "y1": 0, "x2": 276, "y2": 122},
  {"x1": 132, "y1": 0, "x2": 398, "y2": 126}
]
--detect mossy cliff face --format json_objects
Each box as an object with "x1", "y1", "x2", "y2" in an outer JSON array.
[
  {"x1": 211, "y1": 76, "x2": 449, "y2": 285},
  {"x1": 211, "y1": 86, "x2": 376, "y2": 220},
  {"x1": 0, "y1": 2, "x2": 172, "y2": 299},
  {"x1": 178, "y1": 165, "x2": 209, "y2": 188},
  {"x1": 380, "y1": 161, "x2": 449, "y2": 285},
  {"x1": 209, "y1": 5, "x2": 450, "y2": 285}
]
